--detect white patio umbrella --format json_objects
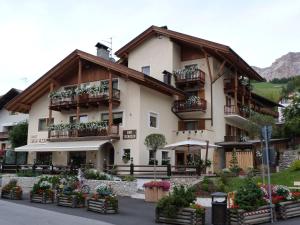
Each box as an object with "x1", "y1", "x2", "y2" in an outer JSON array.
[{"x1": 163, "y1": 138, "x2": 220, "y2": 173}]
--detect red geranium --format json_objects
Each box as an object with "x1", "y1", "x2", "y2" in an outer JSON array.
[{"x1": 143, "y1": 181, "x2": 170, "y2": 191}]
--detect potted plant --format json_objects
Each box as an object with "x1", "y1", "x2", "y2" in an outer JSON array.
[
  {"x1": 1, "y1": 179, "x2": 22, "y2": 200},
  {"x1": 228, "y1": 179, "x2": 275, "y2": 224},
  {"x1": 156, "y1": 186, "x2": 205, "y2": 225},
  {"x1": 87, "y1": 184, "x2": 118, "y2": 214},
  {"x1": 143, "y1": 180, "x2": 170, "y2": 202},
  {"x1": 57, "y1": 176, "x2": 87, "y2": 208},
  {"x1": 30, "y1": 176, "x2": 56, "y2": 204},
  {"x1": 122, "y1": 152, "x2": 130, "y2": 164}
]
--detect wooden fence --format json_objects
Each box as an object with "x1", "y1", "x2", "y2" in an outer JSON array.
[{"x1": 225, "y1": 150, "x2": 254, "y2": 171}]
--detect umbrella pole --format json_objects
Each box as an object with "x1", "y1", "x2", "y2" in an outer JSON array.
[{"x1": 204, "y1": 140, "x2": 209, "y2": 174}]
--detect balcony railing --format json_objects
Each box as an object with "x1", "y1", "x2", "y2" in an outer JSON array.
[
  {"x1": 174, "y1": 69, "x2": 205, "y2": 84},
  {"x1": 49, "y1": 88, "x2": 120, "y2": 111},
  {"x1": 173, "y1": 99, "x2": 207, "y2": 113},
  {"x1": 223, "y1": 79, "x2": 251, "y2": 97},
  {"x1": 48, "y1": 123, "x2": 119, "y2": 140},
  {"x1": 0, "y1": 132, "x2": 9, "y2": 140},
  {"x1": 224, "y1": 135, "x2": 241, "y2": 142},
  {"x1": 224, "y1": 105, "x2": 250, "y2": 118},
  {"x1": 258, "y1": 107, "x2": 279, "y2": 118}
]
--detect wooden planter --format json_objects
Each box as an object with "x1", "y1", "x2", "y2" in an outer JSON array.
[
  {"x1": 156, "y1": 207, "x2": 205, "y2": 225},
  {"x1": 228, "y1": 205, "x2": 275, "y2": 225},
  {"x1": 277, "y1": 199, "x2": 300, "y2": 220},
  {"x1": 30, "y1": 191, "x2": 54, "y2": 204},
  {"x1": 145, "y1": 187, "x2": 168, "y2": 203},
  {"x1": 87, "y1": 198, "x2": 118, "y2": 214},
  {"x1": 1, "y1": 189, "x2": 22, "y2": 200},
  {"x1": 57, "y1": 194, "x2": 85, "y2": 208}
]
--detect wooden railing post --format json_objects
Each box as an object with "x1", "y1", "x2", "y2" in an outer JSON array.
[{"x1": 130, "y1": 158, "x2": 134, "y2": 176}]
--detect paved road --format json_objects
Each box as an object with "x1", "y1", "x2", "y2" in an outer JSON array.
[
  {"x1": 0, "y1": 200, "x2": 113, "y2": 225},
  {"x1": 1, "y1": 195, "x2": 300, "y2": 225}
]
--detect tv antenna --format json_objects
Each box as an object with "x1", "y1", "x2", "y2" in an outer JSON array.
[{"x1": 101, "y1": 37, "x2": 113, "y2": 58}]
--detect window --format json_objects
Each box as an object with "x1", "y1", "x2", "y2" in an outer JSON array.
[
  {"x1": 69, "y1": 115, "x2": 88, "y2": 124},
  {"x1": 149, "y1": 150, "x2": 157, "y2": 165},
  {"x1": 161, "y1": 151, "x2": 169, "y2": 165},
  {"x1": 141, "y1": 66, "x2": 150, "y2": 75},
  {"x1": 149, "y1": 112, "x2": 159, "y2": 128},
  {"x1": 163, "y1": 71, "x2": 172, "y2": 85},
  {"x1": 122, "y1": 149, "x2": 131, "y2": 163},
  {"x1": 101, "y1": 112, "x2": 123, "y2": 126},
  {"x1": 100, "y1": 79, "x2": 118, "y2": 89},
  {"x1": 185, "y1": 121, "x2": 197, "y2": 130},
  {"x1": 38, "y1": 118, "x2": 54, "y2": 131},
  {"x1": 36, "y1": 152, "x2": 52, "y2": 165}
]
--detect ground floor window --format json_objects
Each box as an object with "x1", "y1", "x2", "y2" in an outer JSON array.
[
  {"x1": 4, "y1": 150, "x2": 27, "y2": 165},
  {"x1": 161, "y1": 151, "x2": 169, "y2": 165},
  {"x1": 149, "y1": 150, "x2": 158, "y2": 165},
  {"x1": 69, "y1": 151, "x2": 86, "y2": 168},
  {"x1": 36, "y1": 152, "x2": 52, "y2": 165}
]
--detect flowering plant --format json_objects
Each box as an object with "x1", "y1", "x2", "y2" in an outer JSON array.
[
  {"x1": 260, "y1": 184, "x2": 293, "y2": 204},
  {"x1": 96, "y1": 184, "x2": 113, "y2": 197},
  {"x1": 190, "y1": 203, "x2": 205, "y2": 216},
  {"x1": 143, "y1": 181, "x2": 170, "y2": 191}
]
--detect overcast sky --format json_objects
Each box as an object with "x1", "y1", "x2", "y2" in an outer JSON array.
[{"x1": 0, "y1": 0, "x2": 299, "y2": 95}]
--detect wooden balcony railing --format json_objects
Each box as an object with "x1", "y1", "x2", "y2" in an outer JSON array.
[
  {"x1": 49, "y1": 88, "x2": 120, "y2": 111},
  {"x1": 224, "y1": 135, "x2": 241, "y2": 142},
  {"x1": 258, "y1": 107, "x2": 279, "y2": 118},
  {"x1": 174, "y1": 70, "x2": 205, "y2": 84},
  {"x1": 224, "y1": 105, "x2": 250, "y2": 118},
  {"x1": 173, "y1": 99, "x2": 207, "y2": 113},
  {"x1": 49, "y1": 125, "x2": 119, "y2": 140},
  {"x1": 223, "y1": 79, "x2": 251, "y2": 97},
  {"x1": 0, "y1": 132, "x2": 9, "y2": 140}
]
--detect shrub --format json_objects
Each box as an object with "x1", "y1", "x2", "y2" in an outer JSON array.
[
  {"x1": 157, "y1": 186, "x2": 196, "y2": 218},
  {"x1": 122, "y1": 175, "x2": 136, "y2": 182},
  {"x1": 17, "y1": 170, "x2": 41, "y2": 177},
  {"x1": 290, "y1": 160, "x2": 300, "y2": 171},
  {"x1": 234, "y1": 179, "x2": 266, "y2": 211},
  {"x1": 84, "y1": 169, "x2": 108, "y2": 180}
]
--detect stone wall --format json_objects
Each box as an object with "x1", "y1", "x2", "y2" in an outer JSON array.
[
  {"x1": 279, "y1": 150, "x2": 300, "y2": 171},
  {"x1": 0, "y1": 175, "x2": 137, "y2": 197}
]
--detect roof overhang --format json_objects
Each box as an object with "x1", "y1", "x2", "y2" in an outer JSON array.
[{"x1": 15, "y1": 140, "x2": 110, "y2": 152}]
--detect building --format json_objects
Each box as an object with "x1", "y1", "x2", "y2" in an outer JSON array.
[
  {"x1": 0, "y1": 89, "x2": 28, "y2": 164},
  {"x1": 6, "y1": 26, "x2": 281, "y2": 172}
]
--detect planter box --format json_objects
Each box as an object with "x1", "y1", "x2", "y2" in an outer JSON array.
[
  {"x1": 228, "y1": 205, "x2": 275, "y2": 225},
  {"x1": 57, "y1": 194, "x2": 85, "y2": 208},
  {"x1": 87, "y1": 198, "x2": 118, "y2": 214},
  {"x1": 277, "y1": 199, "x2": 300, "y2": 220},
  {"x1": 145, "y1": 187, "x2": 168, "y2": 203},
  {"x1": 156, "y1": 207, "x2": 205, "y2": 225},
  {"x1": 1, "y1": 189, "x2": 22, "y2": 200},
  {"x1": 30, "y1": 192, "x2": 54, "y2": 204}
]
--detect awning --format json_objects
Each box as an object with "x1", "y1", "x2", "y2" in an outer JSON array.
[{"x1": 15, "y1": 140, "x2": 111, "y2": 152}]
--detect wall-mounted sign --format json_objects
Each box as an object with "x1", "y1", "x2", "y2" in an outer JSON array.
[
  {"x1": 30, "y1": 138, "x2": 47, "y2": 144},
  {"x1": 123, "y1": 130, "x2": 137, "y2": 140}
]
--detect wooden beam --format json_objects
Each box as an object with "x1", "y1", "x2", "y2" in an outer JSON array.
[
  {"x1": 108, "y1": 70, "x2": 113, "y2": 134},
  {"x1": 76, "y1": 59, "x2": 82, "y2": 122},
  {"x1": 234, "y1": 70, "x2": 238, "y2": 111},
  {"x1": 48, "y1": 82, "x2": 54, "y2": 139},
  {"x1": 212, "y1": 60, "x2": 226, "y2": 84}
]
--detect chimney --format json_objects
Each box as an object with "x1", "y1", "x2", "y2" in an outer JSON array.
[{"x1": 95, "y1": 42, "x2": 110, "y2": 60}]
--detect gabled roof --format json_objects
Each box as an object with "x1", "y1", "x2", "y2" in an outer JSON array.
[
  {"x1": 115, "y1": 25, "x2": 264, "y2": 81},
  {"x1": 0, "y1": 88, "x2": 21, "y2": 110},
  {"x1": 6, "y1": 50, "x2": 185, "y2": 113}
]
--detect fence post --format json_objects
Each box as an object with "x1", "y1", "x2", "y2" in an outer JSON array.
[
  {"x1": 167, "y1": 163, "x2": 171, "y2": 177},
  {"x1": 130, "y1": 157, "x2": 134, "y2": 176}
]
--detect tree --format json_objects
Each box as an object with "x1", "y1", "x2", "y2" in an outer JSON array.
[
  {"x1": 144, "y1": 133, "x2": 166, "y2": 179},
  {"x1": 283, "y1": 96, "x2": 300, "y2": 147},
  {"x1": 229, "y1": 148, "x2": 241, "y2": 175},
  {"x1": 9, "y1": 121, "x2": 28, "y2": 148}
]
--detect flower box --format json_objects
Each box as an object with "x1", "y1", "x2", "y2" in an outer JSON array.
[
  {"x1": 277, "y1": 199, "x2": 300, "y2": 220},
  {"x1": 1, "y1": 188, "x2": 22, "y2": 200},
  {"x1": 228, "y1": 205, "x2": 276, "y2": 225},
  {"x1": 87, "y1": 197, "x2": 118, "y2": 214},
  {"x1": 144, "y1": 181, "x2": 170, "y2": 203},
  {"x1": 30, "y1": 191, "x2": 54, "y2": 204},
  {"x1": 57, "y1": 194, "x2": 85, "y2": 208},
  {"x1": 155, "y1": 207, "x2": 205, "y2": 225}
]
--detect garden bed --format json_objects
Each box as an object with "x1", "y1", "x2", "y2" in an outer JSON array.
[
  {"x1": 30, "y1": 191, "x2": 54, "y2": 204},
  {"x1": 87, "y1": 197, "x2": 118, "y2": 214},
  {"x1": 228, "y1": 205, "x2": 275, "y2": 225},
  {"x1": 1, "y1": 189, "x2": 22, "y2": 200},
  {"x1": 277, "y1": 199, "x2": 300, "y2": 219},
  {"x1": 155, "y1": 207, "x2": 205, "y2": 225},
  {"x1": 57, "y1": 194, "x2": 85, "y2": 208}
]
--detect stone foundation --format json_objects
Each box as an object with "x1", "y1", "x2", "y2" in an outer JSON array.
[{"x1": 279, "y1": 150, "x2": 300, "y2": 171}]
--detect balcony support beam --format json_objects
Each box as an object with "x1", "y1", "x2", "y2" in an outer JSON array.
[{"x1": 108, "y1": 70, "x2": 113, "y2": 134}]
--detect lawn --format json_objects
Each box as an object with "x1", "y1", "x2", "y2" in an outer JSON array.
[{"x1": 252, "y1": 82, "x2": 285, "y2": 102}]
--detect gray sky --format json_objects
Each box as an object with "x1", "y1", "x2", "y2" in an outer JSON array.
[{"x1": 0, "y1": 0, "x2": 300, "y2": 95}]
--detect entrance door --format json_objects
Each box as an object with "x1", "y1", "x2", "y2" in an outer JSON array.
[
  {"x1": 176, "y1": 152, "x2": 185, "y2": 165},
  {"x1": 69, "y1": 151, "x2": 86, "y2": 168}
]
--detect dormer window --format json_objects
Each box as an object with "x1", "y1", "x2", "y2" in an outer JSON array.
[{"x1": 142, "y1": 66, "x2": 150, "y2": 76}]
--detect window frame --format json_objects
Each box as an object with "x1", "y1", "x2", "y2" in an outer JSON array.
[
  {"x1": 148, "y1": 112, "x2": 159, "y2": 129},
  {"x1": 101, "y1": 111, "x2": 124, "y2": 127},
  {"x1": 141, "y1": 66, "x2": 150, "y2": 76},
  {"x1": 38, "y1": 118, "x2": 54, "y2": 132}
]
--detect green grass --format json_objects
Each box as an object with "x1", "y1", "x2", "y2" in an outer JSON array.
[{"x1": 252, "y1": 82, "x2": 285, "y2": 102}]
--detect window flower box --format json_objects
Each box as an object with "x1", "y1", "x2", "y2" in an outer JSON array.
[
  {"x1": 228, "y1": 205, "x2": 275, "y2": 225},
  {"x1": 30, "y1": 190, "x2": 54, "y2": 204},
  {"x1": 87, "y1": 194, "x2": 118, "y2": 214},
  {"x1": 143, "y1": 181, "x2": 170, "y2": 202},
  {"x1": 277, "y1": 199, "x2": 300, "y2": 220},
  {"x1": 156, "y1": 207, "x2": 205, "y2": 225},
  {"x1": 57, "y1": 194, "x2": 85, "y2": 208}
]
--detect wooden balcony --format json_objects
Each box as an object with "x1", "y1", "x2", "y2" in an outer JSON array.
[
  {"x1": 174, "y1": 70, "x2": 205, "y2": 86},
  {"x1": 224, "y1": 135, "x2": 241, "y2": 142},
  {"x1": 48, "y1": 125, "x2": 119, "y2": 141},
  {"x1": 49, "y1": 88, "x2": 120, "y2": 111},
  {"x1": 0, "y1": 132, "x2": 9, "y2": 140},
  {"x1": 172, "y1": 99, "x2": 207, "y2": 113},
  {"x1": 257, "y1": 107, "x2": 279, "y2": 118},
  {"x1": 223, "y1": 79, "x2": 251, "y2": 97},
  {"x1": 224, "y1": 105, "x2": 250, "y2": 118}
]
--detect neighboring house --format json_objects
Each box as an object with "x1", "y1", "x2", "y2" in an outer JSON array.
[
  {"x1": 6, "y1": 26, "x2": 282, "y2": 172},
  {"x1": 0, "y1": 89, "x2": 28, "y2": 163}
]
